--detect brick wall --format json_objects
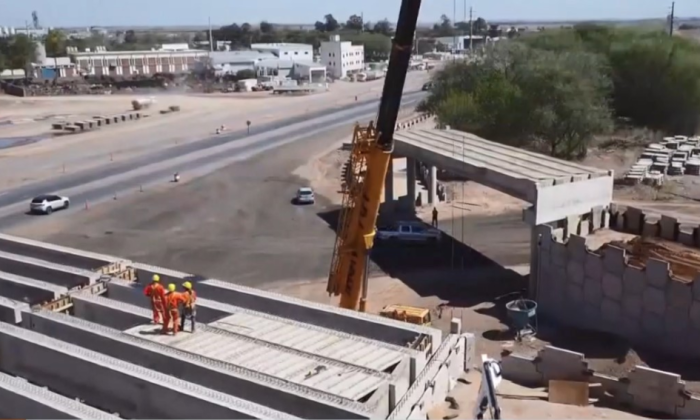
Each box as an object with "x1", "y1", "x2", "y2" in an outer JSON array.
[
  {"x1": 536, "y1": 204, "x2": 700, "y2": 358},
  {"x1": 501, "y1": 345, "x2": 700, "y2": 418}
]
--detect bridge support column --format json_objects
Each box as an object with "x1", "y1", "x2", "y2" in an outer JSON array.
[
  {"x1": 529, "y1": 226, "x2": 540, "y2": 300},
  {"x1": 428, "y1": 165, "x2": 437, "y2": 205},
  {"x1": 384, "y1": 158, "x2": 394, "y2": 203},
  {"x1": 406, "y1": 157, "x2": 417, "y2": 211}
]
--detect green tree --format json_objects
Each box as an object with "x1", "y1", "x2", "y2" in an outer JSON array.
[
  {"x1": 345, "y1": 33, "x2": 391, "y2": 60},
  {"x1": 6, "y1": 34, "x2": 37, "y2": 70},
  {"x1": 324, "y1": 14, "x2": 340, "y2": 32},
  {"x1": 345, "y1": 14, "x2": 363, "y2": 31},
  {"x1": 421, "y1": 43, "x2": 613, "y2": 160},
  {"x1": 259, "y1": 21, "x2": 274, "y2": 34},
  {"x1": 433, "y1": 15, "x2": 454, "y2": 37},
  {"x1": 44, "y1": 29, "x2": 66, "y2": 56},
  {"x1": 473, "y1": 17, "x2": 488, "y2": 35},
  {"x1": 373, "y1": 19, "x2": 393, "y2": 36},
  {"x1": 124, "y1": 30, "x2": 137, "y2": 44}
]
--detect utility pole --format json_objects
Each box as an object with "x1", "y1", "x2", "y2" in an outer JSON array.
[
  {"x1": 453, "y1": 0, "x2": 457, "y2": 54},
  {"x1": 669, "y1": 1, "x2": 675, "y2": 36},
  {"x1": 208, "y1": 17, "x2": 214, "y2": 52},
  {"x1": 469, "y1": 7, "x2": 474, "y2": 51}
]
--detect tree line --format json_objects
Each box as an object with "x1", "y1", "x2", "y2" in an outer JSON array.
[{"x1": 420, "y1": 25, "x2": 700, "y2": 160}]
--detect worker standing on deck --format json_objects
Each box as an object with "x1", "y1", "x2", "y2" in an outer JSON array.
[
  {"x1": 162, "y1": 283, "x2": 187, "y2": 335},
  {"x1": 143, "y1": 274, "x2": 165, "y2": 324},
  {"x1": 180, "y1": 281, "x2": 197, "y2": 333}
]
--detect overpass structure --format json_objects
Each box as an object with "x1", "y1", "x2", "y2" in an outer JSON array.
[
  {"x1": 386, "y1": 127, "x2": 615, "y2": 299},
  {"x1": 0, "y1": 233, "x2": 473, "y2": 419},
  {"x1": 389, "y1": 128, "x2": 614, "y2": 226}
]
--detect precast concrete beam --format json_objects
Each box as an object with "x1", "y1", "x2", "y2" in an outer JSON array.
[
  {"x1": 0, "y1": 297, "x2": 29, "y2": 324},
  {"x1": 69, "y1": 293, "x2": 392, "y2": 403},
  {"x1": 72, "y1": 293, "x2": 148, "y2": 331},
  {"x1": 25, "y1": 308, "x2": 371, "y2": 419},
  {"x1": 0, "y1": 233, "x2": 123, "y2": 270},
  {"x1": 0, "y1": 270, "x2": 68, "y2": 305},
  {"x1": 106, "y1": 278, "x2": 422, "y2": 363},
  {"x1": 0, "y1": 251, "x2": 100, "y2": 289},
  {"x1": 0, "y1": 320, "x2": 299, "y2": 420},
  {"x1": 0, "y1": 371, "x2": 118, "y2": 419},
  {"x1": 196, "y1": 278, "x2": 441, "y2": 348}
]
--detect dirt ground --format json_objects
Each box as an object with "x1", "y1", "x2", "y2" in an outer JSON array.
[{"x1": 0, "y1": 72, "x2": 429, "y2": 189}]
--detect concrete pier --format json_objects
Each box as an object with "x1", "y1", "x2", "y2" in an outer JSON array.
[
  {"x1": 0, "y1": 371, "x2": 118, "y2": 419},
  {"x1": 0, "y1": 251, "x2": 100, "y2": 289},
  {"x1": 0, "y1": 233, "x2": 120, "y2": 270},
  {"x1": 25, "y1": 306, "x2": 373, "y2": 419},
  {"x1": 0, "y1": 296, "x2": 29, "y2": 324},
  {"x1": 0, "y1": 321, "x2": 298, "y2": 419},
  {"x1": 0, "y1": 271, "x2": 67, "y2": 305}
]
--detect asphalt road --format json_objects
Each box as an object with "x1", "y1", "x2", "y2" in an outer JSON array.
[{"x1": 0, "y1": 91, "x2": 425, "y2": 227}]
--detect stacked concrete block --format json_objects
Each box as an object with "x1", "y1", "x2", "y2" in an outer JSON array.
[
  {"x1": 536, "y1": 204, "x2": 700, "y2": 358},
  {"x1": 501, "y1": 346, "x2": 700, "y2": 419}
]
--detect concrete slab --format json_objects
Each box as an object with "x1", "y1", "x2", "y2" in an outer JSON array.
[
  {"x1": 0, "y1": 250, "x2": 100, "y2": 289},
  {"x1": 25, "y1": 308, "x2": 372, "y2": 419},
  {"x1": 129, "y1": 264, "x2": 440, "y2": 348},
  {"x1": 0, "y1": 233, "x2": 121, "y2": 270},
  {"x1": 0, "y1": 270, "x2": 68, "y2": 305},
  {"x1": 128, "y1": 324, "x2": 390, "y2": 401},
  {"x1": 69, "y1": 291, "x2": 391, "y2": 402},
  {"x1": 0, "y1": 296, "x2": 29, "y2": 324},
  {"x1": 0, "y1": 371, "x2": 118, "y2": 419},
  {"x1": 394, "y1": 129, "x2": 614, "y2": 223},
  {"x1": 211, "y1": 313, "x2": 405, "y2": 372},
  {"x1": 106, "y1": 278, "x2": 421, "y2": 367},
  {"x1": 0, "y1": 320, "x2": 299, "y2": 420}
]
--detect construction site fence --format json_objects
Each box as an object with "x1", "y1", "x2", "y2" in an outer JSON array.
[{"x1": 501, "y1": 345, "x2": 700, "y2": 419}]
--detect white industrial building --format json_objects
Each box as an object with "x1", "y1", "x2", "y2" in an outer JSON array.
[
  {"x1": 200, "y1": 51, "x2": 276, "y2": 76},
  {"x1": 250, "y1": 43, "x2": 313, "y2": 61},
  {"x1": 319, "y1": 35, "x2": 365, "y2": 79}
]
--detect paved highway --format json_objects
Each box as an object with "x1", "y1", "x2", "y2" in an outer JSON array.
[{"x1": 0, "y1": 91, "x2": 426, "y2": 227}]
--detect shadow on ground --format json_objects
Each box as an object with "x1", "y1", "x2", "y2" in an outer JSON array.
[{"x1": 316, "y1": 205, "x2": 526, "y2": 309}]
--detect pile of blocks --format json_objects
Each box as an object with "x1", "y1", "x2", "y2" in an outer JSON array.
[{"x1": 623, "y1": 135, "x2": 700, "y2": 185}]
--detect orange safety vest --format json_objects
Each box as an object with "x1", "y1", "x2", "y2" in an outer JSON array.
[
  {"x1": 165, "y1": 292, "x2": 186, "y2": 312},
  {"x1": 144, "y1": 283, "x2": 165, "y2": 305},
  {"x1": 183, "y1": 290, "x2": 197, "y2": 309}
]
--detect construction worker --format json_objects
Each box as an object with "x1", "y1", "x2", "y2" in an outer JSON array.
[
  {"x1": 143, "y1": 274, "x2": 165, "y2": 324},
  {"x1": 432, "y1": 207, "x2": 439, "y2": 228},
  {"x1": 162, "y1": 283, "x2": 187, "y2": 335},
  {"x1": 180, "y1": 281, "x2": 197, "y2": 333}
]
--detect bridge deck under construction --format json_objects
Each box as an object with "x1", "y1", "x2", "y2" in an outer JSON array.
[{"x1": 0, "y1": 233, "x2": 473, "y2": 419}]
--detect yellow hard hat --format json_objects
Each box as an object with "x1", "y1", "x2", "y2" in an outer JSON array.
[
  {"x1": 152, "y1": 274, "x2": 160, "y2": 282},
  {"x1": 183, "y1": 281, "x2": 192, "y2": 290},
  {"x1": 168, "y1": 283, "x2": 176, "y2": 292}
]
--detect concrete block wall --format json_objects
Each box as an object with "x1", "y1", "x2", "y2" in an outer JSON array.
[
  {"x1": 501, "y1": 345, "x2": 700, "y2": 419},
  {"x1": 536, "y1": 205, "x2": 700, "y2": 358}
]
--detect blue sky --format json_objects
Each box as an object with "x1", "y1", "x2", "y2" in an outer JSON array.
[{"x1": 1, "y1": 0, "x2": 697, "y2": 27}]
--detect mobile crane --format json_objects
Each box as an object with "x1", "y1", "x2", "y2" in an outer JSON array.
[{"x1": 326, "y1": 0, "x2": 422, "y2": 311}]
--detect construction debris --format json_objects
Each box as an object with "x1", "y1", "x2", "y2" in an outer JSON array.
[{"x1": 608, "y1": 236, "x2": 700, "y2": 282}]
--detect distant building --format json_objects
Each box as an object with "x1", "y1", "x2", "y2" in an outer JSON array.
[
  {"x1": 250, "y1": 43, "x2": 313, "y2": 60},
  {"x1": 199, "y1": 51, "x2": 277, "y2": 76},
  {"x1": 434, "y1": 35, "x2": 490, "y2": 51},
  {"x1": 319, "y1": 35, "x2": 364, "y2": 79},
  {"x1": 0, "y1": 26, "x2": 50, "y2": 39},
  {"x1": 69, "y1": 48, "x2": 209, "y2": 76},
  {"x1": 159, "y1": 43, "x2": 190, "y2": 52},
  {"x1": 254, "y1": 59, "x2": 325, "y2": 81}
]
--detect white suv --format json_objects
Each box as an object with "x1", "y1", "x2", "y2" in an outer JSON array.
[{"x1": 30, "y1": 194, "x2": 70, "y2": 215}]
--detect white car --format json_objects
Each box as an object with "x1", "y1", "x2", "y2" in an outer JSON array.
[
  {"x1": 295, "y1": 187, "x2": 315, "y2": 205},
  {"x1": 30, "y1": 194, "x2": 70, "y2": 215}
]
